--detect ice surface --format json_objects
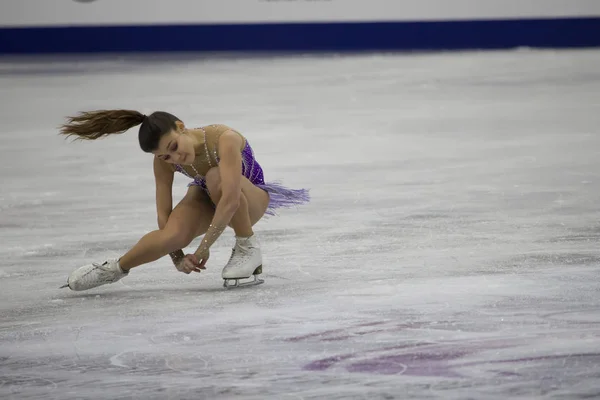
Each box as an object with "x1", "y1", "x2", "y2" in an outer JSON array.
[{"x1": 1, "y1": 49, "x2": 600, "y2": 399}]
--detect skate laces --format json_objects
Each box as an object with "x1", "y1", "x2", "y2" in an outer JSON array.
[
  {"x1": 92, "y1": 261, "x2": 109, "y2": 270},
  {"x1": 228, "y1": 244, "x2": 251, "y2": 266},
  {"x1": 86, "y1": 261, "x2": 122, "y2": 283}
]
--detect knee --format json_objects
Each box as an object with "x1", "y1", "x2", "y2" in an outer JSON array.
[
  {"x1": 161, "y1": 225, "x2": 195, "y2": 252},
  {"x1": 205, "y1": 167, "x2": 222, "y2": 203}
]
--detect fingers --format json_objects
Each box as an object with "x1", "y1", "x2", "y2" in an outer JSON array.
[
  {"x1": 179, "y1": 254, "x2": 207, "y2": 274},
  {"x1": 189, "y1": 254, "x2": 205, "y2": 272},
  {"x1": 175, "y1": 254, "x2": 209, "y2": 274},
  {"x1": 190, "y1": 261, "x2": 203, "y2": 273},
  {"x1": 185, "y1": 261, "x2": 200, "y2": 274},
  {"x1": 199, "y1": 257, "x2": 208, "y2": 270}
]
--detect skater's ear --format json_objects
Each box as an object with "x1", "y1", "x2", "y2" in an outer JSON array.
[{"x1": 175, "y1": 120, "x2": 186, "y2": 132}]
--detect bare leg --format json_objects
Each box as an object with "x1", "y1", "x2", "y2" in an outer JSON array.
[
  {"x1": 203, "y1": 168, "x2": 269, "y2": 286},
  {"x1": 205, "y1": 167, "x2": 270, "y2": 236},
  {"x1": 119, "y1": 186, "x2": 214, "y2": 271}
]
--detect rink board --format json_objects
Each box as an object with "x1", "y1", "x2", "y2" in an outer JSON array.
[
  {"x1": 1, "y1": 18, "x2": 600, "y2": 54},
  {"x1": 1, "y1": 0, "x2": 600, "y2": 53}
]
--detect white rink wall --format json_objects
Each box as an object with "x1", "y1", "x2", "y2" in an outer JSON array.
[
  {"x1": 1, "y1": 0, "x2": 599, "y2": 53},
  {"x1": 1, "y1": 0, "x2": 600, "y2": 27}
]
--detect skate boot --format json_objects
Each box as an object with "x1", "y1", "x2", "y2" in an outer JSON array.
[
  {"x1": 60, "y1": 259, "x2": 128, "y2": 291},
  {"x1": 222, "y1": 235, "x2": 264, "y2": 289}
]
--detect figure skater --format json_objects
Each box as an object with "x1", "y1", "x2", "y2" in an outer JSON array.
[{"x1": 58, "y1": 109, "x2": 309, "y2": 290}]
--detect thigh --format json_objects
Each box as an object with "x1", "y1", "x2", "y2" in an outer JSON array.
[
  {"x1": 240, "y1": 177, "x2": 270, "y2": 226},
  {"x1": 164, "y1": 185, "x2": 215, "y2": 239}
]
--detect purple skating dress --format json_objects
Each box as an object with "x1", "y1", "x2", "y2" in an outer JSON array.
[{"x1": 172, "y1": 125, "x2": 309, "y2": 216}]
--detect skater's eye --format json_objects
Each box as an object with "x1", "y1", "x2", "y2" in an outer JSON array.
[{"x1": 169, "y1": 141, "x2": 178, "y2": 152}]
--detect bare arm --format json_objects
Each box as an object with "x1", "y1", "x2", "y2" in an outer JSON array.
[
  {"x1": 154, "y1": 157, "x2": 184, "y2": 265},
  {"x1": 194, "y1": 130, "x2": 243, "y2": 259},
  {"x1": 153, "y1": 156, "x2": 174, "y2": 229}
]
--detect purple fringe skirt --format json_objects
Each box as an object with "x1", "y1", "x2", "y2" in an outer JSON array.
[{"x1": 180, "y1": 140, "x2": 310, "y2": 216}]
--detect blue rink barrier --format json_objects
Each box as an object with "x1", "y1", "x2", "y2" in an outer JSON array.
[{"x1": 0, "y1": 17, "x2": 599, "y2": 54}]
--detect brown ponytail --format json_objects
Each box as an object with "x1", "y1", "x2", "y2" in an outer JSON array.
[{"x1": 59, "y1": 109, "x2": 146, "y2": 140}]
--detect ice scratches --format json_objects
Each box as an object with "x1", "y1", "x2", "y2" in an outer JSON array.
[
  {"x1": 104, "y1": 351, "x2": 213, "y2": 377},
  {"x1": 0, "y1": 222, "x2": 23, "y2": 229},
  {"x1": 0, "y1": 375, "x2": 58, "y2": 390},
  {"x1": 15, "y1": 239, "x2": 132, "y2": 261},
  {"x1": 305, "y1": 337, "x2": 600, "y2": 383},
  {"x1": 549, "y1": 225, "x2": 600, "y2": 243},
  {"x1": 0, "y1": 321, "x2": 41, "y2": 334},
  {"x1": 1, "y1": 303, "x2": 71, "y2": 326},
  {"x1": 82, "y1": 239, "x2": 134, "y2": 257},
  {"x1": 405, "y1": 213, "x2": 452, "y2": 221},
  {"x1": 260, "y1": 228, "x2": 305, "y2": 239},
  {"x1": 149, "y1": 330, "x2": 207, "y2": 346},
  {"x1": 14, "y1": 238, "x2": 128, "y2": 260},
  {"x1": 73, "y1": 327, "x2": 82, "y2": 361},
  {"x1": 281, "y1": 394, "x2": 306, "y2": 400},
  {"x1": 294, "y1": 317, "x2": 600, "y2": 379},
  {"x1": 551, "y1": 234, "x2": 600, "y2": 243},
  {"x1": 21, "y1": 245, "x2": 78, "y2": 259},
  {"x1": 165, "y1": 355, "x2": 209, "y2": 375},
  {"x1": 109, "y1": 351, "x2": 128, "y2": 368},
  {"x1": 502, "y1": 252, "x2": 600, "y2": 268},
  {"x1": 286, "y1": 321, "x2": 388, "y2": 343},
  {"x1": 542, "y1": 308, "x2": 600, "y2": 324},
  {"x1": 566, "y1": 389, "x2": 600, "y2": 400},
  {"x1": 0, "y1": 327, "x2": 55, "y2": 342},
  {"x1": 474, "y1": 252, "x2": 600, "y2": 279},
  {"x1": 267, "y1": 375, "x2": 398, "y2": 400}
]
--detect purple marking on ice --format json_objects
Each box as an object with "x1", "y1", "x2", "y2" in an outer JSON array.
[
  {"x1": 356, "y1": 321, "x2": 388, "y2": 328},
  {"x1": 302, "y1": 343, "x2": 435, "y2": 372},
  {"x1": 346, "y1": 349, "x2": 470, "y2": 377},
  {"x1": 494, "y1": 370, "x2": 522, "y2": 378},
  {"x1": 302, "y1": 338, "x2": 531, "y2": 376},
  {"x1": 287, "y1": 321, "x2": 426, "y2": 343},
  {"x1": 286, "y1": 328, "x2": 348, "y2": 342},
  {"x1": 300, "y1": 325, "x2": 585, "y2": 377},
  {"x1": 303, "y1": 354, "x2": 356, "y2": 371},
  {"x1": 321, "y1": 335, "x2": 352, "y2": 342}
]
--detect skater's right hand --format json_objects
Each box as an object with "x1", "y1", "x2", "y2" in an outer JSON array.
[{"x1": 176, "y1": 254, "x2": 205, "y2": 274}]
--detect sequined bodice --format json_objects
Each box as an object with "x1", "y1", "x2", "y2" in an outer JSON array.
[{"x1": 171, "y1": 124, "x2": 246, "y2": 180}]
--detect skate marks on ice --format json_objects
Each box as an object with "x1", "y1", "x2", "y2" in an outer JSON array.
[
  {"x1": 299, "y1": 319, "x2": 600, "y2": 378},
  {"x1": 2, "y1": 272, "x2": 600, "y2": 400},
  {"x1": 292, "y1": 313, "x2": 600, "y2": 399},
  {"x1": 4, "y1": 226, "x2": 600, "y2": 399},
  {"x1": 283, "y1": 261, "x2": 600, "y2": 398},
  {"x1": 2, "y1": 49, "x2": 600, "y2": 399}
]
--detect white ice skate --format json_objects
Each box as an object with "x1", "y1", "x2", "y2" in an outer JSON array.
[
  {"x1": 60, "y1": 259, "x2": 128, "y2": 291},
  {"x1": 222, "y1": 236, "x2": 264, "y2": 289}
]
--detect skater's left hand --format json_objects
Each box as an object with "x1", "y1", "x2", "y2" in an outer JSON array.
[
  {"x1": 194, "y1": 248, "x2": 210, "y2": 270},
  {"x1": 177, "y1": 253, "x2": 206, "y2": 274}
]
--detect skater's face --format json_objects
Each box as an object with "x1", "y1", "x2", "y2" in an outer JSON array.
[{"x1": 153, "y1": 122, "x2": 196, "y2": 165}]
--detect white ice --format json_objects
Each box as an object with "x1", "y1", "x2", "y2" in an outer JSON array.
[{"x1": 1, "y1": 49, "x2": 600, "y2": 400}]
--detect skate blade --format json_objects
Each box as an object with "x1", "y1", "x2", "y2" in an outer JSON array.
[{"x1": 223, "y1": 275, "x2": 264, "y2": 289}]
